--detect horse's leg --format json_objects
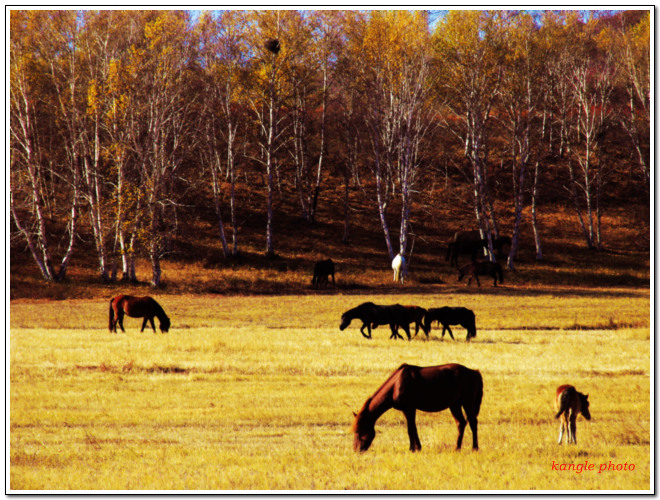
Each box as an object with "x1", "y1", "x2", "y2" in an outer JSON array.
[
  {"x1": 417, "y1": 321, "x2": 429, "y2": 339},
  {"x1": 141, "y1": 317, "x2": 148, "y2": 332},
  {"x1": 464, "y1": 406, "x2": 479, "y2": 450},
  {"x1": 450, "y1": 404, "x2": 467, "y2": 450},
  {"x1": 389, "y1": 324, "x2": 404, "y2": 340},
  {"x1": 446, "y1": 325, "x2": 455, "y2": 340},
  {"x1": 474, "y1": 274, "x2": 481, "y2": 287},
  {"x1": 149, "y1": 317, "x2": 157, "y2": 333},
  {"x1": 569, "y1": 414, "x2": 577, "y2": 444},
  {"x1": 404, "y1": 408, "x2": 422, "y2": 452},
  {"x1": 492, "y1": 272, "x2": 498, "y2": 287},
  {"x1": 401, "y1": 323, "x2": 411, "y2": 341},
  {"x1": 558, "y1": 414, "x2": 568, "y2": 444},
  {"x1": 117, "y1": 310, "x2": 125, "y2": 332},
  {"x1": 360, "y1": 323, "x2": 371, "y2": 339}
]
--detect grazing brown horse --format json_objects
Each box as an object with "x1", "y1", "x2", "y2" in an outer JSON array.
[
  {"x1": 109, "y1": 295, "x2": 171, "y2": 333},
  {"x1": 352, "y1": 363, "x2": 483, "y2": 452},
  {"x1": 423, "y1": 307, "x2": 477, "y2": 341},
  {"x1": 340, "y1": 302, "x2": 412, "y2": 340},
  {"x1": 457, "y1": 261, "x2": 503, "y2": 287},
  {"x1": 555, "y1": 385, "x2": 591, "y2": 444}
]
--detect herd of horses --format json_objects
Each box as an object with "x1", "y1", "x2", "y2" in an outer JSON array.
[
  {"x1": 313, "y1": 230, "x2": 509, "y2": 290},
  {"x1": 105, "y1": 228, "x2": 593, "y2": 454},
  {"x1": 106, "y1": 293, "x2": 591, "y2": 453},
  {"x1": 339, "y1": 302, "x2": 477, "y2": 341}
]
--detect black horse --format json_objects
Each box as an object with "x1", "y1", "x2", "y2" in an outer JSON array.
[
  {"x1": 457, "y1": 261, "x2": 503, "y2": 287},
  {"x1": 446, "y1": 240, "x2": 485, "y2": 268},
  {"x1": 312, "y1": 259, "x2": 335, "y2": 288},
  {"x1": 340, "y1": 302, "x2": 412, "y2": 340},
  {"x1": 423, "y1": 306, "x2": 477, "y2": 341},
  {"x1": 447, "y1": 235, "x2": 512, "y2": 267},
  {"x1": 491, "y1": 236, "x2": 512, "y2": 259}
]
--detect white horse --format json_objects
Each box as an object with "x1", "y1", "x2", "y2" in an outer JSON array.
[{"x1": 392, "y1": 253, "x2": 408, "y2": 284}]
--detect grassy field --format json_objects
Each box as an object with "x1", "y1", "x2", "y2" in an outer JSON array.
[{"x1": 9, "y1": 288, "x2": 651, "y2": 491}]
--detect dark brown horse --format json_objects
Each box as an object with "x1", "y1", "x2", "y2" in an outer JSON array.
[
  {"x1": 377, "y1": 305, "x2": 428, "y2": 339},
  {"x1": 447, "y1": 231, "x2": 512, "y2": 267},
  {"x1": 109, "y1": 295, "x2": 171, "y2": 333},
  {"x1": 457, "y1": 261, "x2": 503, "y2": 287},
  {"x1": 423, "y1": 306, "x2": 477, "y2": 341},
  {"x1": 491, "y1": 236, "x2": 512, "y2": 259},
  {"x1": 555, "y1": 385, "x2": 591, "y2": 444},
  {"x1": 340, "y1": 302, "x2": 412, "y2": 340},
  {"x1": 312, "y1": 259, "x2": 335, "y2": 288},
  {"x1": 352, "y1": 363, "x2": 483, "y2": 452},
  {"x1": 401, "y1": 306, "x2": 429, "y2": 338},
  {"x1": 446, "y1": 240, "x2": 484, "y2": 268}
]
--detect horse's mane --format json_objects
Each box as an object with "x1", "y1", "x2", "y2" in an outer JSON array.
[
  {"x1": 351, "y1": 398, "x2": 372, "y2": 432},
  {"x1": 151, "y1": 299, "x2": 166, "y2": 319},
  {"x1": 352, "y1": 364, "x2": 411, "y2": 432}
]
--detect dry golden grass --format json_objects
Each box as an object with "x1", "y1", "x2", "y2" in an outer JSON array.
[{"x1": 9, "y1": 290, "x2": 650, "y2": 491}]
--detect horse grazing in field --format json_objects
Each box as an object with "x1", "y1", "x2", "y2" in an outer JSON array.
[
  {"x1": 402, "y1": 306, "x2": 429, "y2": 338},
  {"x1": 374, "y1": 305, "x2": 428, "y2": 339},
  {"x1": 352, "y1": 363, "x2": 483, "y2": 452},
  {"x1": 340, "y1": 302, "x2": 412, "y2": 340},
  {"x1": 555, "y1": 385, "x2": 591, "y2": 445},
  {"x1": 312, "y1": 259, "x2": 335, "y2": 288},
  {"x1": 423, "y1": 307, "x2": 477, "y2": 341},
  {"x1": 109, "y1": 295, "x2": 170, "y2": 333},
  {"x1": 457, "y1": 261, "x2": 503, "y2": 287},
  {"x1": 392, "y1": 253, "x2": 408, "y2": 284}
]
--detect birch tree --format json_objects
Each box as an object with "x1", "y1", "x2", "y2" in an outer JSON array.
[
  {"x1": 433, "y1": 11, "x2": 510, "y2": 259},
  {"x1": 197, "y1": 10, "x2": 248, "y2": 257},
  {"x1": 350, "y1": 10, "x2": 433, "y2": 260},
  {"x1": 10, "y1": 10, "x2": 80, "y2": 282},
  {"x1": 127, "y1": 11, "x2": 196, "y2": 286},
  {"x1": 565, "y1": 23, "x2": 615, "y2": 250},
  {"x1": 499, "y1": 12, "x2": 544, "y2": 269},
  {"x1": 244, "y1": 10, "x2": 295, "y2": 257}
]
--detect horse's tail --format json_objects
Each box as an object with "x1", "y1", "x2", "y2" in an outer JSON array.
[
  {"x1": 108, "y1": 297, "x2": 115, "y2": 331},
  {"x1": 469, "y1": 310, "x2": 477, "y2": 338}
]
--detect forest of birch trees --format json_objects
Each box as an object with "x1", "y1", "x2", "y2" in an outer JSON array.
[{"x1": 10, "y1": 10, "x2": 650, "y2": 286}]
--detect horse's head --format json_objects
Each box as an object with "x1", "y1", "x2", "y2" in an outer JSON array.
[
  {"x1": 160, "y1": 316, "x2": 171, "y2": 333},
  {"x1": 580, "y1": 394, "x2": 591, "y2": 420},
  {"x1": 339, "y1": 314, "x2": 351, "y2": 331},
  {"x1": 351, "y1": 408, "x2": 376, "y2": 452}
]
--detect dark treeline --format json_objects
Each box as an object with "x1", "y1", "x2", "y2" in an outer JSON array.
[{"x1": 10, "y1": 10, "x2": 650, "y2": 286}]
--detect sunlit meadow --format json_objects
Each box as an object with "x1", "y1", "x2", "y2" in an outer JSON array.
[{"x1": 9, "y1": 289, "x2": 650, "y2": 491}]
